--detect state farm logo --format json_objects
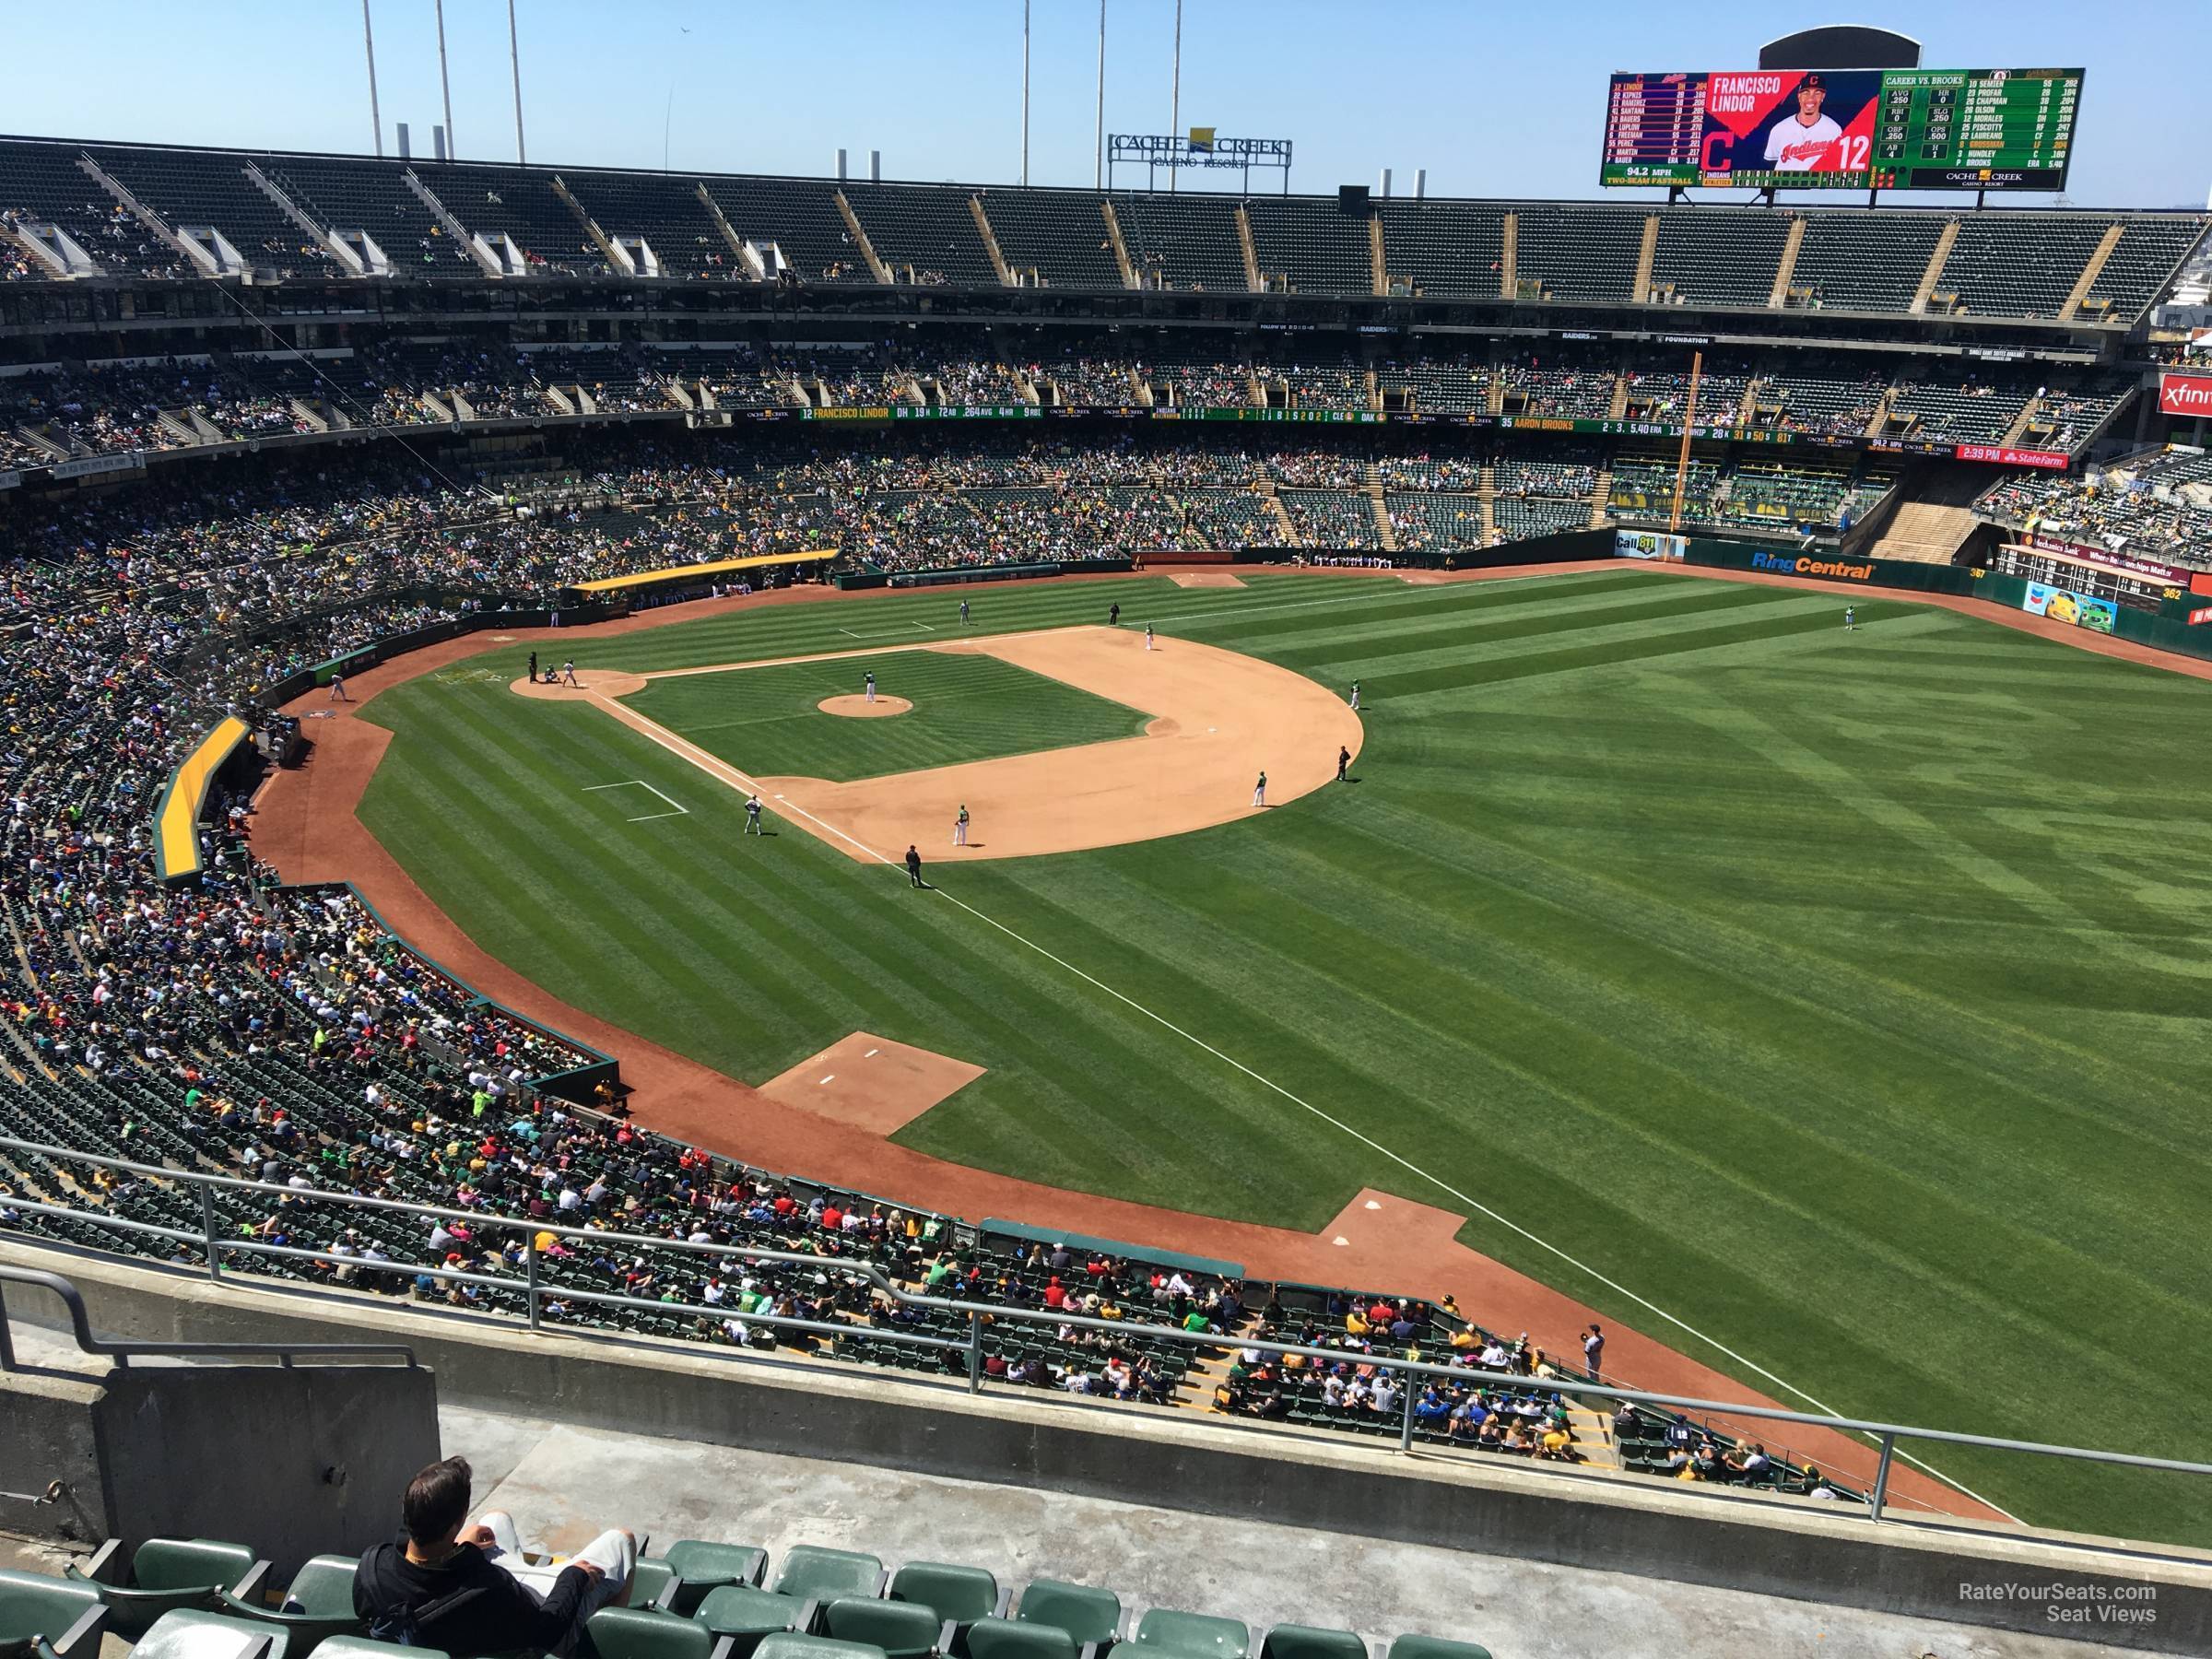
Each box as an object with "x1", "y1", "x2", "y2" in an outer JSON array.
[{"x1": 2160, "y1": 373, "x2": 2212, "y2": 418}]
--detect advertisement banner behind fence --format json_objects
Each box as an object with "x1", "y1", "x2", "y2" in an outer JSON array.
[
  {"x1": 1616, "y1": 529, "x2": 1686, "y2": 562},
  {"x1": 2023, "y1": 582, "x2": 2118, "y2": 634}
]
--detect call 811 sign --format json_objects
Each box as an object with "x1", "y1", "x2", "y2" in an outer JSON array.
[{"x1": 1601, "y1": 67, "x2": 2082, "y2": 192}]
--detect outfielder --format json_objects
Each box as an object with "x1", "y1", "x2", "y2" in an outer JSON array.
[
  {"x1": 953, "y1": 803, "x2": 970, "y2": 846},
  {"x1": 959, "y1": 598, "x2": 971, "y2": 627},
  {"x1": 1843, "y1": 606, "x2": 1856, "y2": 631},
  {"x1": 1349, "y1": 679, "x2": 1360, "y2": 712},
  {"x1": 1252, "y1": 770, "x2": 1267, "y2": 808}
]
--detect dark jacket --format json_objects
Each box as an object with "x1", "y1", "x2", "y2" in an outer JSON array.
[{"x1": 355, "y1": 1534, "x2": 589, "y2": 1653}]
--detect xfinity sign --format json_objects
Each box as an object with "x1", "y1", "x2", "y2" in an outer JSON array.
[{"x1": 2159, "y1": 373, "x2": 2212, "y2": 418}]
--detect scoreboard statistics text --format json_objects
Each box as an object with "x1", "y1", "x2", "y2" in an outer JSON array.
[{"x1": 1601, "y1": 67, "x2": 2083, "y2": 192}]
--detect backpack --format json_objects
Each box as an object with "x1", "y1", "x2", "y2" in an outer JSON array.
[{"x1": 361, "y1": 1545, "x2": 487, "y2": 1650}]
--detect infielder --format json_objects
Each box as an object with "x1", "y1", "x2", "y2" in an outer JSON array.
[
  {"x1": 1252, "y1": 771, "x2": 1267, "y2": 808},
  {"x1": 1145, "y1": 624, "x2": 1155, "y2": 653},
  {"x1": 865, "y1": 670, "x2": 877, "y2": 703},
  {"x1": 1349, "y1": 679, "x2": 1360, "y2": 711},
  {"x1": 953, "y1": 804, "x2": 970, "y2": 846},
  {"x1": 744, "y1": 793, "x2": 764, "y2": 835}
]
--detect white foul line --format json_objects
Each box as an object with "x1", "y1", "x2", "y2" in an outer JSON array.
[{"x1": 818, "y1": 1074, "x2": 836, "y2": 1085}]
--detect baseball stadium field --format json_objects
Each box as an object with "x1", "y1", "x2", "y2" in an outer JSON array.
[{"x1": 348, "y1": 567, "x2": 2212, "y2": 1542}]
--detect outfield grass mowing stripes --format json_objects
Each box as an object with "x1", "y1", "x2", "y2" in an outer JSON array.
[{"x1": 358, "y1": 570, "x2": 2212, "y2": 1543}]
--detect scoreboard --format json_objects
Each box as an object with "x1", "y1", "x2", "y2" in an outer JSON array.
[{"x1": 1601, "y1": 67, "x2": 2083, "y2": 192}]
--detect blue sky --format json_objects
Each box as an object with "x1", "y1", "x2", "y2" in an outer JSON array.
[{"x1": 5, "y1": 1, "x2": 2203, "y2": 207}]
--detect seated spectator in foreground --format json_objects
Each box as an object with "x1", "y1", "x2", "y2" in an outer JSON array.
[{"x1": 356, "y1": 1456, "x2": 635, "y2": 1655}]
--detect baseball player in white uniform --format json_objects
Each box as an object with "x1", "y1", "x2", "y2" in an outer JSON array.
[
  {"x1": 1765, "y1": 75, "x2": 1843, "y2": 172},
  {"x1": 864, "y1": 670, "x2": 877, "y2": 704},
  {"x1": 1145, "y1": 624, "x2": 1155, "y2": 653},
  {"x1": 953, "y1": 804, "x2": 970, "y2": 846},
  {"x1": 1252, "y1": 771, "x2": 1267, "y2": 808}
]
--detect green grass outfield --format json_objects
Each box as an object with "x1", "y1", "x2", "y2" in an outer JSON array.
[
  {"x1": 629, "y1": 648, "x2": 1148, "y2": 782},
  {"x1": 359, "y1": 570, "x2": 2212, "y2": 1542}
]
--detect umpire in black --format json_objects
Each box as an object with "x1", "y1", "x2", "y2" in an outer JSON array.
[{"x1": 905, "y1": 845, "x2": 924, "y2": 888}]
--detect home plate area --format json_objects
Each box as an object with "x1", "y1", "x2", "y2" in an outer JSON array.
[{"x1": 756, "y1": 1031, "x2": 985, "y2": 1134}]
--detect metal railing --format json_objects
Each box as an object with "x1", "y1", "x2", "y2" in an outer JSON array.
[
  {"x1": 4, "y1": 1131, "x2": 2210, "y2": 1559},
  {"x1": 0, "y1": 1261, "x2": 416, "y2": 1371}
]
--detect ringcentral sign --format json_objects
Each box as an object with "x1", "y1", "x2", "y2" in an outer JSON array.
[{"x1": 1749, "y1": 550, "x2": 1875, "y2": 582}]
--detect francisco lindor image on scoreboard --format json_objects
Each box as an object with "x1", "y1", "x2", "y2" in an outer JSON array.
[{"x1": 1763, "y1": 73, "x2": 1844, "y2": 171}]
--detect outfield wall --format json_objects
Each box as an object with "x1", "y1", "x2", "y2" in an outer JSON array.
[{"x1": 9, "y1": 1241, "x2": 2206, "y2": 1653}]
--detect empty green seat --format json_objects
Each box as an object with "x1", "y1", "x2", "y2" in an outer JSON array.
[
  {"x1": 694, "y1": 1585, "x2": 810, "y2": 1645},
  {"x1": 769, "y1": 1549, "x2": 884, "y2": 1606},
  {"x1": 1013, "y1": 1582, "x2": 1122, "y2": 1647},
  {"x1": 752, "y1": 1638, "x2": 886, "y2": 1659},
  {"x1": 1132, "y1": 1608, "x2": 1248, "y2": 1659},
  {"x1": 887, "y1": 1563, "x2": 1001, "y2": 1629},
  {"x1": 67, "y1": 1539, "x2": 261, "y2": 1640},
  {"x1": 632, "y1": 1559, "x2": 681, "y2": 1612},
  {"x1": 1259, "y1": 1628, "x2": 1367, "y2": 1659},
  {"x1": 216, "y1": 1554, "x2": 363, "y2": 1659},
  {"x1": 821, "y1": 1599, "x2": 948, "y2": 1659},
  {"x1": 965, "y1": 1620, "x2": 1077, "y2": 1659},
  {"x1": 665, "y1": 1543, "x2": 769, "y2": 1598},
  {"x1": 590, "y1": 1606, "x2": 718, "y2": 1659},
  {"x1": 1385, "y1": 1638, "x2": 1491, "y2": 1659},
  {"x1": 133, "y1": 1608, "x2": 288, "y2": 1659},
  {"x1": 0, "y1": 1567, "x2": 107, "y2": 1659}
]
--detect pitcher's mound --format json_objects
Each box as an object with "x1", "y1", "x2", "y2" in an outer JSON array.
[
  {"x1": 512, "y1": 669, "x2": 647, "y2": 699},
  {"x1": 757, "y1": 1031, "x2": 984, "y2": 1134},
  {"x1": 819, "y1": 694, "x2": 913, "y2": 718}
]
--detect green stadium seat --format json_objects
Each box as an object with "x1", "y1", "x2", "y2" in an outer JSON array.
[
  {"x1": 314, "y1": 1639, "x2": 448, "y2": 1659},
  {"x1": 820, "y1": 1598, "x2": 952, "y2": 1659},
  {"x1": 769, "y1": 1550, "x2": 886, "y2": 1606},
  {"x1": 1130, "y1": 1608, "x2": 1249, "y2": 1659},
  {"x1": 0, "y1": 1567, "x2": 108, "y2": 1659},
  {"x1": 632, "y1": 1559, "x2": 681, "y2": 1612},
  {"x1": 132, "y1": 1608, "x2": 288, "y2": 1659},
  {"x1": 589, "y1": 1606, "x2": 722, "y2": 1659},
  {"x1": 1012, "y1": 1583, "x2": 1123, "y2": 1647},
  {"x1": 66, "y1": 1538, "x2": 261, "y2": 1640},
  {"x1": 693, "y1": 1585, "x2": 810, "y2": 1646},
  {"x1": 752, "y1": 1637, "x2": 888, "y2": 1659},
  {"x1": 215, "y1": 1554, "x2": 364, "y2": 1657},
  {"x1": 887, "y1": 1563, "x2": 1004, "y2": 1629},
  {"x1": 965, "y1": 1620, "x2": 1077, "y2": 1659},
  {"x1": 1385, "y1": 1637, "x2": 1492, "y2": 1659},
  {"x1": 665, "y1": 1543, "x2": 770, "y2": 1606},
  {"x1": 1258, "y1": 1627, "x2": 1368, "y2": 1659}
]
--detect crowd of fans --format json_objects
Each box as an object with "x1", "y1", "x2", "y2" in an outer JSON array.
[{"x1": 1978, "y1": 445, "x2": 2212, "y2": 566}]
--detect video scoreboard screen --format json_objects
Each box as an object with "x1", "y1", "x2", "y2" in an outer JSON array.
[{"x1": 1601, "y1": 67, "x2": 2083, "y2": 191}]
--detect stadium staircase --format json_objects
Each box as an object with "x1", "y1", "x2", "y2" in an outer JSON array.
[
  {"x1": 697, "y1": 185, "x2": 761, "y2": 277},
  {"x1": 831, "y1": 190, "x2": 892, "y2": 285},
  {"x1": 1587, "y1": 467, "x2": 1613, "y2": 531},
  {"x1": 1498, "y1": 211, "x2": 1517, "y2": 300},
  {"x1": 1098, "y1": 200, "x2": 1138, "y2": 288},
  {"x1": 1606, "y1": 376, "x2": 1630, "y2": 420},
  {"x1": 1997, "y1": 396, "x2": 2044, "y2": 448},
  {"x1": 1767, "y1": 218, "x2": 1806, "y2": 307},
  {"x1": 1368, "y1": 212, "x2": 1387, "y2": 297},
  {"x1": 1363, "y1": 468, "x2": 1398, "y2": 552},
  {"x1": 1259, "y1": 486, "x2": 1298, "y2": 546},
  {"x1": 1910, "y1": 221, "x2": 1960, "y2": 315},
  {"x1": 1631, "y1": 215, "x2": 1659, "y2": 304},
  {"x1": 1863, "y1": 385, "x2": 1900, "y2": 439},
  {"x1": 1234, "y1": 205, "x2": 1263, "y2": 293},
  {"x1": 2059, "y1": 223, "x2": 2126, "y2": 321},
  {"x1": 969, "y1": 196, "x2": 1015, "y2": 287}
]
